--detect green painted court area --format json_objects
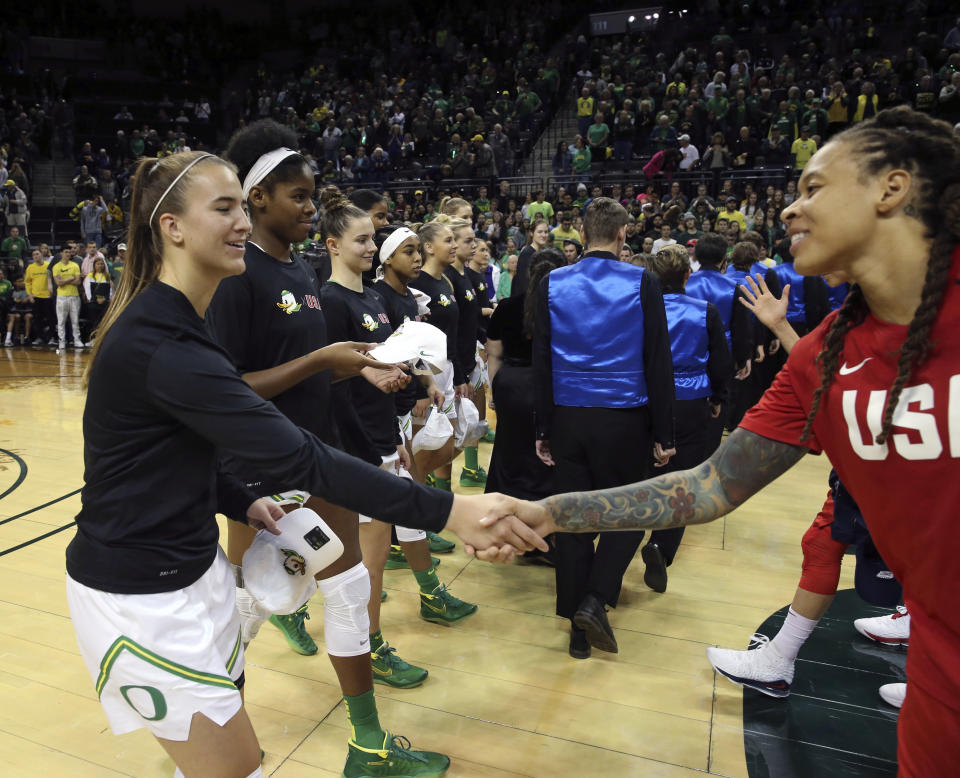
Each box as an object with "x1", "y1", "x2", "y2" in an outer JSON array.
[{"x1": 743, "y1": 589, "x2": 905, "y2": 777}]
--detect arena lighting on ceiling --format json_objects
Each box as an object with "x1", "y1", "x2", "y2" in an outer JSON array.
[{"x1": 628, "y1": 15, "x2": 636, "y2": 22}]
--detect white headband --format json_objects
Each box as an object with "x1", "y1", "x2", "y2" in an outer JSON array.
[
  {"x1": 241, "y1": 147, "x2": 300, "y2": 200},
  {"x1": 149, "y1": 153, "x2": 214, "y2": 225},
  {"x1": 379, "y1": 227, "x2": 418, "y2": 262}
]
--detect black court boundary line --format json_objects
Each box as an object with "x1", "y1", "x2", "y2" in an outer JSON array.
[
  {"x1": 0, "y1": 487, "x2": 81, "y2": 527},
  {"x1": 0, "y1": 521, "x2": 75, "y2": 557},
  {"x1": 0, "y1": 448, "x2": 27, "y2": 501}
]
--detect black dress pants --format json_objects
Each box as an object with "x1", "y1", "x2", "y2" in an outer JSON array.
[{"x1": 552, "y1": 405, "x2": 653, "y2": 620}]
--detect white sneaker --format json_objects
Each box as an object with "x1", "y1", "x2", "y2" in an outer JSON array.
[
  {"x1": 235, "y1": 586, "x2": 271, "y2": 646},
  {"x1": 58, "y1": 341, "x2": 66, "y2": 351},
  {"x1": 879, "y1": 682, "x2": 906, "y2": 709},
  {"x1": 707, "y1": 634, "x2": 795, "y2": 698},
  {"x1": 854, "y1": 606, "x2": 910, "y2": 646},
  {"x1": 48, "y1": 337, "x2": 57, "y2": 346},
  {"x1": 73, "y1": 341, "x2": 85, "y2": 349}
]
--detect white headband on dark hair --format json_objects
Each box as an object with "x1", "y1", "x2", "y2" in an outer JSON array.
[
  {"x1": 241, "y1": 147, "x2": 299, "y2": 200},
  {"x1": 379, "y1": 227, "x2": 417, "y2": 262},
  {"x1": 149, "y1": 153, "x2": 214, "y2": 226}
]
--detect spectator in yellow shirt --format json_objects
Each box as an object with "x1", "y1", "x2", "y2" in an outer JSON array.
[
  {"x1": 24, "y1": 248, "x2": 54, "y2": 345},
  {"x1": 577, "y1": 87, "x2": 595, "y2": 137},
  {"x1": 790, "y1": 126, "x2": 818, "y2": 171},
  {"x1": 51, "y1": 248, "x2": 83, "y2": 349},
  {"x1": 550, "y1": 212, "x2": 580, "y2": 248}
]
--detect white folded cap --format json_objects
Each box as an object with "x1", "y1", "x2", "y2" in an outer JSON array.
[
  {"x1": 410, "y1": 288, "x2": 432, "y2": 316},
  {"x1": 368, "y1": 320, "x2": 448, "y2": 375},
  {"x1": 242, "y1": 507, "x2": 344, "y2": 614}
]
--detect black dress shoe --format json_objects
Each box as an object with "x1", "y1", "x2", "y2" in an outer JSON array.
[
  {"x1": 569, "y1": 626, "x2": 591, "y2": 659},
  {"x1": 573, "y1": 593, "x2": 618, "y2": 653},
  {"x1": 641, "y1": 542, "x2": 668, "y2": 593}
]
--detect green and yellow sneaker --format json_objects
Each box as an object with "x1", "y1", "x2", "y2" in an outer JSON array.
[
  {"x1": 384, "y1": 544, "x2": 440, "y2": 570},
  {"x1": 342, "y1": 732, "x2": 450, "y2": 778},
  {"x1": 269, "y1": 606, "x2": 318, "y2": 656},
  {"x1": 419, "y1": 584, "x2": 478, "y2": 625},
  {"x1": 480, "y1": 428, "x2": 496, "y2": 444},
  {"x1": 371, "y1": 641, "x2": 429, "y2": 688},
  {"x1": 426, "y1": 531, "x2": 455, "y2": 554},
  {"x1": 381, "y1": 589, "x2": 388, "y2": 602},
  {"x1": 458, "y1": 466, "x2": 487, "y2": 487},
  {"x1": 425, "y1": 472, "x2": 451, "y2": 492}
]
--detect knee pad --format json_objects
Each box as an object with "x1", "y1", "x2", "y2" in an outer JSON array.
[
  {"x1": 394, "y1": 469, "x2": 427, "y2": 542},
  {"x1": 799, "y1": 522, "x2": 845, "y2": 596},
  {"x1": 395, "y1": 525, "x2": 427, "y2": 543},
  {"x1": 317, "y1": 562, "x2": 371, "y2": 656}
]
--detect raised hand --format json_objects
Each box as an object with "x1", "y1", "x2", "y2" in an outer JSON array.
[{"x1": 739, "y1": 273, "x2": 788, "y2": 330}]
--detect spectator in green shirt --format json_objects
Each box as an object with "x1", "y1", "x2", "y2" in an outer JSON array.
[
  {"x1": 586, "y1": 113, "x2": 610, "y2": 156},
  {"x1": 572, "y1": 136, "x2": 592, "y2": 180},
  {"x1": 1, "y1": 226, "x2": 28, "y2": 265},
  {"x1": 527, "y1": 191, "x2": 555, "y2": 224}
]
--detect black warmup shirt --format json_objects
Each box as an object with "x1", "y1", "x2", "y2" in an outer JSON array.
[
  {"x1": 68, "y1": 282, "x2": 453, "y2": 595},
  {"x1": 373, "y1": 279, "x2": 427, "y2": 416},
  {"x1": 444, "y1": 265, "x2": 481, "y2": 379},
  {"x1": 408, "y1": 270, "x2": 463, "y2": 384},
  {"x1": 207, "y1": 242, "x2": 335, "y2": 444},
  {"x1": 465, "y1": 265, "x2": 492, "y2": 342},
  {"x1": 321, "y1": 282, "x2": 401, "y2": 461},
  {"x1": 486, "y1": 296, "x2": 531, "y2": 364}
]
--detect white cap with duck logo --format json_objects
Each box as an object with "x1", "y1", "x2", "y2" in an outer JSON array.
[
  {"x1": 368, "y1": 320, "x2": 448, "y2": 375},
  {"x1": 242, "y1": 507, "x2": 344, "y2": 614}
]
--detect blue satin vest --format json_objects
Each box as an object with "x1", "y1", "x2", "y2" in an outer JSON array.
[
  {"x1": 549, "y1": 256, "x2": 648, "y2": 408},
  {"x1": 750, "y1": 261, "x2": 775, "y2": 280},
  {"x1": 826, "y1": 281, "x2": 849, "y2": 311},
  {"x1": 772, "y1": 262, "x2": 806, "y2": 323},
  {"x1": 685, "y1": 269, "x2": 736, "y2": 348},
  {"x1": 663, "y1": 293, "x2": 711, "y2": 400},
  {"x1": 725, "y1": 266, "x2": 748, "y2": 284}
]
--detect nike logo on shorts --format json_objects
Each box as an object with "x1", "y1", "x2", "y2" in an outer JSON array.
[{"x1": 839, "y1": 357, "x2": 872, "y2": 375}]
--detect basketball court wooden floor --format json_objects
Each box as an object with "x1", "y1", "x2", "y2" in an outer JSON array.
[{"x1": 0, "y1": 347, "x2": 901, "y2": 777}]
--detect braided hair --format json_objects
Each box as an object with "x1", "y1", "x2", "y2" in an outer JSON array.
[{"x1": 801, "y1": 106, "x2": 960, "y2": 444}]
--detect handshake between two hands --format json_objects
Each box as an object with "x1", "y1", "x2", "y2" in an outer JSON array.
[
  {"x1": 247, "y1": 492, "x2": 556, "y2": 565},
  {"x1": 445, "y1": 493, "x2": 555, "y2": 563}
]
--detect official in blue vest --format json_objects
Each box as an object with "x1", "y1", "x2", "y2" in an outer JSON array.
[
  {"x1": 532, "y1": 197, "x2": 676, "y2": 659},
  {"x1": 686, "y1": 233, "x2": 755, "y2": 372},
  {"x1": 686, "y1": 233, "x2": 754, "y2": 440},
  {"x1": 642, "y1": 245, "x2": 732, "y2": 591},
  {"x1": 726, "y1": 240, "x2": 776, "y2": 427}
]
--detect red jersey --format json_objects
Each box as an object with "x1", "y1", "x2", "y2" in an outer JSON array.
[{"x1": 741, "y1": 246, "x2": 960, "y2": 714}]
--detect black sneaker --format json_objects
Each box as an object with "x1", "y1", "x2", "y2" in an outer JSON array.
[{"x1": 642, "y1": 543, "x2": 668, "y2": 593}]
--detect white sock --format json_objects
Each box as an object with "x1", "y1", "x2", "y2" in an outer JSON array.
[{"x1": 770, "y1": 607, "x2": 818, "y2": 662}]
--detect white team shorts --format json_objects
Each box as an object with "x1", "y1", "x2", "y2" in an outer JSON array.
[
  {"x1": 65, "y1": 547, "x2": 244, "y2": 741},
  {"x1": 398, "y1": 412, "x2": 413, "y2": 442},
  {"x1": 413, "y1": 363, "x2": 457, "y2": 426},
  {"x1": 358, "y1": 452, "x2": 401, "y2": 523}
]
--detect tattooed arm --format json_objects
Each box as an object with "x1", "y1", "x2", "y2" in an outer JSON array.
[{"x1": 535, "y1": 428, "x2": 807, "y2": 533}]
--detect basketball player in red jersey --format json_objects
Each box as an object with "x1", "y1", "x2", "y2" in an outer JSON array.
[{"x1": 515, "y1": 107, "x2": 960, "y2": 777}]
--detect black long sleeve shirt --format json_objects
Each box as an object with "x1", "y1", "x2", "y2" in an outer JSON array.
[
  {"x1": 67, "y1": 282, "x2": 453, "y2": 595},
  {"x1": 532, "y1": 252, "x2": 676, "y2": 447}
]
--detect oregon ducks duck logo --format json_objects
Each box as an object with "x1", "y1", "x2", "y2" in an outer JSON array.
[
  {"x1": 361, "y1": 313, "x2": 379, "y2": 331},
  {"x1": 465, "y1": 289, "x2": 475, "y2": 301},
  {"x1": 281, "y1": 548, "x2": 307, "y2": 576},
  {"x1": 277, "y1": 290, "x2": 302, "y2": 314},
  {"x1": 437, "y1": 294, "x2": 452, "y2": 307}
]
